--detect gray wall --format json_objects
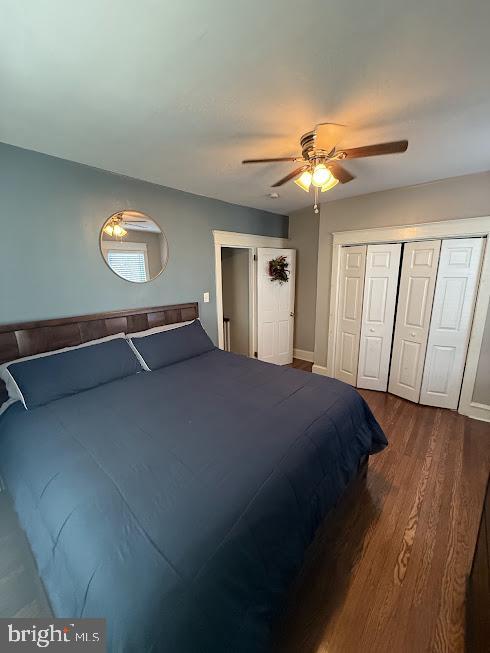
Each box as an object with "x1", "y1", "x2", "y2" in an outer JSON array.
[
  {"x1": 221, "y1": 248, "x2": 250, "y2": 356},
  {"x1": 0, "y1": 142, "x2": 287, "y2": 342},
  {"x1": 288, "y1": 207, "x2": 319, "y2": 353}
]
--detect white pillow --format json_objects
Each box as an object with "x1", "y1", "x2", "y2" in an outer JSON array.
[
  {"x1": 126, "y1": 320, "x2": 195, "y2": 371},
  {"x1": 0, "y1": 332, "x2": 127, "y2": 414},
  {"x1": 126, "y1": 320, "x2": 195, "y2": 339}
]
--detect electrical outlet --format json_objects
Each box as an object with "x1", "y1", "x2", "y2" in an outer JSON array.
[{"x1": 203, "y1": 292, "x2": 210, "y2": 303}]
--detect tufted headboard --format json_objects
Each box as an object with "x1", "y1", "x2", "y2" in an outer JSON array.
[{"x1": 0, "y1": 302, "x2": 199, "y2": 405}]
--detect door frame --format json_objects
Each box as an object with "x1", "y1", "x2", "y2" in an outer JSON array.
[
  {"x1": 319, "y1": 216, "x2": 490, "y2": 422},
  {"x1": 213, "y1": 230, "x2": 287, "y2": 356}
]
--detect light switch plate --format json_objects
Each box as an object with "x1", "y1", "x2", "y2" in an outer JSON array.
[{"x1": 203, "y1": 292, "x2": 210, "y2": 303}]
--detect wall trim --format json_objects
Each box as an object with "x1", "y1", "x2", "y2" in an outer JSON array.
[
  {"x1": 458, "y1": 232, "x2": 490, "y2": 422},
  {"x1": 459, "y1": 401, "x2": 490, "y2": 423},
  {"x1": 213, "y1": 230, "x2": 288, "y2": 351},
  {"x1": 326, "y1": 215, "x2": 490, "y2": 421},
  {"x1": 312, "y1": 364, "x2": 329, "y2": 376},
  {"x1": 331, "y1": 215, "x2": 490, "y2": 246},
  {"x1": 213, "y1": 230, "x2": 287, "y2": 249},
  {"x1": 293, "y1": 348, "x2": 314, "y2": 362}
]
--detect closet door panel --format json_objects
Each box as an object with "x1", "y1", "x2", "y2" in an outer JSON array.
[
  {"x1": 398, "y1": 340, "x2": 422, "y2": 388},
  {"x1": 357, "y1": 243, "x2": 401, "y2": 391},
  {"x1": 388, "y1": 240, "x2": 441, "y2": 403},
  {"x1": 334, "y1": 245, "x2": 366, "y2": 385},
  {"x1": 420, "y1": 238, "x2": 483, "y2": 409}
]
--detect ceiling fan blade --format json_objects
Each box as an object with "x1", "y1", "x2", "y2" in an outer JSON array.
[
  {"x1": 315, "y1": 123, "x2": 347, "y2": 152},
  {"x1": 271, "y1": 165, "x2": 309, "y2": 187},
  {"x1": 341, "y1": 140, "x2": 408, "y2": 159},
  {"x1": 242, "y1": 156, "x2": 300, "y2": 164},
  {"x1": 328, "y1": 162, "x2": 355, "y2": 184}
]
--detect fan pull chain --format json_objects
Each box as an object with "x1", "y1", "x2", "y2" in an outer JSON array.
[{"x1": 314, "y1": 186, "x2": 319, "y2": 214}]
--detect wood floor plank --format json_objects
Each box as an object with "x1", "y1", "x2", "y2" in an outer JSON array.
[{"x1": 276, "y1": 361, "x2": 490, "y2": 653}]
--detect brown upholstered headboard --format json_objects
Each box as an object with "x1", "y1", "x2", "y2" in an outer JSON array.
[{"x1": 0, "y1": 302, "x2": 199, "y2": 405}]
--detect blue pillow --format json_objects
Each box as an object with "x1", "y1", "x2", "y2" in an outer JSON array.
[
  {"x1": 130, "y1": 320, "x2": 215, "y2": 370},
  {"x1": 6, "y1": 338, "x2": 142, "y2": 409}
]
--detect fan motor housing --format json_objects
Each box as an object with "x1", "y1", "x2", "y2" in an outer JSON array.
[
  {"x1": 300, "y1": 130, "x2": 341, "y2": 162},
  {"x1": 300, "y1": 131, "x2": 316, "y2": 158}
]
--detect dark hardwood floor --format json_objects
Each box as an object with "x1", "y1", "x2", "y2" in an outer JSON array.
[
  {"x1": 277, "y1": 359, "x2": 490, "y2": 653},
  {"x1": 290, "y1": 358, "x2": 314, "y2": 372}
]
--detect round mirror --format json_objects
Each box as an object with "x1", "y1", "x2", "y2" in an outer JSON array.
[{"x1": 100, "y1": 210, "x2": 168, "y2": 283}]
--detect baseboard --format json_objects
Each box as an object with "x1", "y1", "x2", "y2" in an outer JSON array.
[
  {"x1": 293, "y1": 348, "x2": 314, "y2": 363},
  {"x1": 459, "y1": 400, "x2": 490, "y2": 423},
  {"x1": 312, "y1": 364, "x2": 330, "y2": 377}
]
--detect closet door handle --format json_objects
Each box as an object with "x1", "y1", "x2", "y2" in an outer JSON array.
[
  {"x1": 369, "y1": 328, "x2": 375, "y2": 333},
  {"x1": 410, "y1": 332, "x2": 416, "y2": 337}
]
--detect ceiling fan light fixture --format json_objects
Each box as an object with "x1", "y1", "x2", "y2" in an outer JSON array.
[
  {"x1": 240, "y1": 124, "x2": 407, "y2": 214},
  {"x1": 103, "y1": 215, "x2": 128, "y2": 239},
  {"x1": 294, "y1": 170, "x2": 312, "y2": 192},
  {"x1": 311, "y1": 163, "x2": 332, "y2": 187},
  {"x1": 320, "y1": 176, "x2": 339, "y2": 192}
]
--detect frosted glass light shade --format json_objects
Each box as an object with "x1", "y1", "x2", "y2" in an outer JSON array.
[
  {"x1": 294, "y1": 170, "x2": 312, "y2": 192},
  {"x1": 312, "y1": 164, "x2": 332, "y2": 187}
]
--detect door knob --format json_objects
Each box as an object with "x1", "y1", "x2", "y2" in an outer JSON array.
[
  {"x1": 290, "y1": 312, "x2": 295, "y2": 317},
  {"x1": 369, "y1": 328, "x2": 375, "y2": 333},
  {"x1": 410, "y1": 332, "x2": 416, "y2": 337}
]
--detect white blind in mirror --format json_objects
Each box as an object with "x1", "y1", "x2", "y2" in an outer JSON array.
[{"x1": 107, "y1": 251, "x2": 148, "y2": 283}]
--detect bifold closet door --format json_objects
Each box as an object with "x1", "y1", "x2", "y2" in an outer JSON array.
[
  {"x1": 420, "y1": 238, "x2": 483, "y2": 409},
  {"x1": 357, "y1": 243, "x2": 402, "y2": 391},
  {"x1": 334, "y1": 245, "x2": 367, "y2": 385},
  {"x1": 388, "y1": 240, "x2": 441, "y2": 403}
]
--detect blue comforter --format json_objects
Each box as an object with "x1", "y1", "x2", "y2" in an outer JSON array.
[{"x1": 0, "y1": 350, "x2": 386, "y2": 652}]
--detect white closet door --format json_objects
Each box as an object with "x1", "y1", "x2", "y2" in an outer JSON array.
[
  {"x1": 334, "y1": 245, "x2": 367, "y2": 385},
  {"x1": 420, "y1": 238, "x2": 483, "y2": 409},
  {"x1": 388, "y1": 240, "x2": 441, "y2": 402},
  {"x1": 357, "y1": 243, "x2": 402, "y2": 391}
]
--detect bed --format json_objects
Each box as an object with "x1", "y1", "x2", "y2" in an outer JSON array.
[{"x1": 0, "y1": 303, "x2": 387, "y2": 652}]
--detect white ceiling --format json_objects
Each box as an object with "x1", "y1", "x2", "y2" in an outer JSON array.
[{"x1": 1, "y1": 0, "x2": 490, "y2": 215}]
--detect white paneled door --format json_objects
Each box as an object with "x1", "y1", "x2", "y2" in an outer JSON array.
[
  {"x1": 334, "y1": 245, "x2": 367, "y2": 385},
  {"x1": 257, "y1": 248, "x2": 296, "y2": 365},
  {"x1": 420, "y1": 238, "x2": 483, "y2": 409},
  {"x1": 357, "y1": 243, "x2": 402, "y2": 391},
  {"x1": 388, "y1": 240, "x2": 441, "y2": 403}
]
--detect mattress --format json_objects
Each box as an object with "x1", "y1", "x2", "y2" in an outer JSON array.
[{"x1": 0, "y1": 349, "x2": 387, "y2": 652}]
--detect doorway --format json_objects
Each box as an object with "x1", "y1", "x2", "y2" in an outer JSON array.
[
  {"x1": 221, "y1": 247, "x2": 252, "y2": 356},
  {"x1": 213, "y1": 230, "x2": 296, "y2": 365}
]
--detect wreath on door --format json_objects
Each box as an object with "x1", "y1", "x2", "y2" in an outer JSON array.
[{"x1": 268, "y1": 255, "x2": 290, "y2": 284}]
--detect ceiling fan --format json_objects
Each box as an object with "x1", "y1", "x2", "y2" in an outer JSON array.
[{"x1": 242, "y1": 123, "x2": 408, "y2": 212}]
